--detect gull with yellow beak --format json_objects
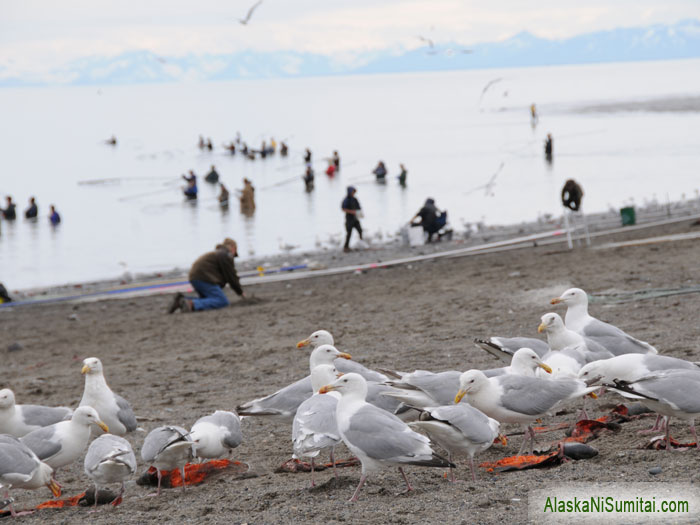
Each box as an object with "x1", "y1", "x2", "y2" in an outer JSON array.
[
  {"x1": 551, "y1": 288, "x2": 657, "y2": 355},
  {"x1": 237, "y1": 344, "x2": 352, "y2": 422},
  {"x1": 297, "y1": 330, "x2": 389, "y2": 382},
  {"x1": 21, "y1": 406, "x2": 109, "y2": 475},
  {"x1": 536, "y1": 313, "x2": 614, "y2": 377},
  {"x1": 382, "y1": 348, "x2": 553, "y2": 410},
  {"x1": 0, "y1": 435, "x2": 61, "y2": 517},
  {"x1": 80, "y1": 357, "x2": 137, "y2": 436},
  {"x1": 320, "y1": 373, "x2": 454, "y2": 502},
  {"x1": 454, "y1": 370, "x2": 597, "y2": 454}
]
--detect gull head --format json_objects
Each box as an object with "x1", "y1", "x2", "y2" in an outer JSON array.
[
  {"x1": 0, "y1": 388, "x2": 15, "y2": 408},
  {"x1": 511, "y1": 348, "x2": 552, "y2": 374},
  {"x1": 551, "y1": 288, "x2": 587, "y2": 307},
  {"x1": 577, "y1": 361, "x2": 607, "y2": 385},
  {"x1": 319, "y1": 372, "x2": 366, "y2": 399},
  {"x1": 297, "y1": 330, "x2": 334, "y2": 348},
  {"x1": 81, "y1": 357, "x2": 104, "y2": 375},
  {"x1": 455, "y1": 370, "x2": 489, "y2": 403},
  {"x1": 73, "y1": 406, "x2": 109, "y2": 433},
  {"x1": 309, "y1": 344, "x2": 351, "y2": 369},
  {"x1": 538, "y1": 312, "x2": 565, "y2": 334}
]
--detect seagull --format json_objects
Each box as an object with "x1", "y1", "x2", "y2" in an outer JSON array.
[
  {"x1": 606, "y1": 370, "x2": 700, "y2": 449},
  {"x1": 463, "y1": 162, "x2": 504, "y2": 197},
  {"x1": 416, "y1": 35, "x2": 435, "y2": 50},
  {"x1": 320, "y1": 373, "x2": 454, "y2": 502},
  {"x1": 190, "y1": 411, "x2": 242, "y2": 459},
  {"x1": 455, "y1": 370, "x2": 597, "y2": 454},
  {"x1": 239, "y1": 0, "x2": 263, "y2": 25},
  {"x1": 479, "y1": 78, "x2": 503, "y2": 104},
  {"x1": 292, "y1": 364, "x2": 342, "y2": 486},
  {"x1": 80, "y1": 357, "x2": 138, "y2": 436},
  {"x1": 0, "y1": 389, "x2": 72, "y2": 438},
  {"x1": 297, "y1": 330, "x2": 389, "y2": 382},
  {"x1": 236, "y1": 344, "x2": 351, "y2": 422},
  {"x1": 141, "y1": 426, "x2": 194, "y2": 496},
  {"x1": 20, "y1": 406, "x2": 109, "y2": 474},
  {"x1": 551, "y1": 288, "x2": 658, "y2": 355},
  {"x1": 382, "y1": 348, "x2": 552, "y2": 410},
  {"x1": 409, "y1": 404, "x2": 502, "y2": 482},
  {"x1": 84, "y1": 434, "x2": 137, "y2": 509},
  {"x1": 0, "y1": 435, "x2": 61, "y2": 517}
]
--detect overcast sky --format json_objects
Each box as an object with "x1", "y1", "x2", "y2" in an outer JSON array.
[{"x1": 2, "y1": 0, "x2": 699, "y2": 79}]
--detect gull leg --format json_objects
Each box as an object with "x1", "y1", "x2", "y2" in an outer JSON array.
[
  {"x1": 449, "y1": 453, "x2": 455, "y2": 483},
  {"x1": 518, "y1": 426, "x2": 535, "y2": 455},
  {"x1": 469, "y1": 455, "x2": 477, "y2": 483},
  {"x1": 112, "y1": 482, "x2": 124, "y2": 507},
  {"x1": 665, "y1": 417, "x2": 672, "y2": 451},
  {"x1": 349, "y1": 474, "x2": 367, "y2": 502},
  {"x1": 94, "y1": 484, "x2": 99, "y2": 510},
  {"x1": 689, "y1": 419, "x2": 699, "y2": 449},
  {"x1": 310, "y1": 458, "x2": 316, "y2": 488},
  {"x1": 330, "y1": 447, "x2": 338, "y2": 479},
  {"x1": 180, "y1": 466, "x2": 187, "y2": 492},
  {"x1": 398, "y1": 467, "x2": 413, "y2": 492},
  {"x1": 639, "y1": 415, "x2": 664, "y2": 434}
]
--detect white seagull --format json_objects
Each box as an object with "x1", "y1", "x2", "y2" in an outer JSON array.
[
  {"x1": 190, "y1": 411, "x2": 242, "y2": 459},
  {"x1": 80, "y1": 357, "x2": 138, "y2": 436},
  {"x1": 84, "y1": 434, "x2": 137, "y2": 509},
  {"x1": 0, "y1": 389, "x2": 72, "y2": 438},
  {"x1": 551, "y1": 288, "x2": 658, "y2": 355},
  {"x1": 239, "y1": 0, "x2": 262, "y2": 25},
  {"x1": 141, "y1": 425, "x2": 194, "y2": 496},
  {"x1": 320, "y1": 373, "x2": 453, "y2": 502}
]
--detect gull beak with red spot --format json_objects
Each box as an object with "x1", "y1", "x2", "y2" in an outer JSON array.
[
  {"x1": 47, "y1": 478, "x2": 62, "y2": 498},
  {"x1": 319, "y1": 385, "x2": 335, "y2": 394},
  {"x1": 537, "y1": 322, "x2": 547, "y2": 333},
  {"x1": 96, "y1": 421, "x2": 109, "y2": 433},
  {"x1": 454, "y1": 389, "x2": 466, "y2": 404},
  {"x1": 538, "y1": 362, "x2": 553, "y2": 374},
  {"x1": 550, "y1": 297, "x2": 562, "y2": 305},
  {"x1": 81, "y1": 365, "x2": 90, "y2": 374},
  {"x1": 296, "y1": 338, "x2": 311, "y2": 348},
  {"x1": 338, "y1": 352, "x2": 352, "y2": 360}
]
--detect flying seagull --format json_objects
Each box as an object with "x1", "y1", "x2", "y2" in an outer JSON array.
[
  {"x1": 239, "y1": 0, "x2": 263, "y2": 25},
  {"x1": 416, "y1": 35, "x2": 435, "y2": 49},
  {"x1": 479, "y1": 78, "x2": 503, "y2": 104}
]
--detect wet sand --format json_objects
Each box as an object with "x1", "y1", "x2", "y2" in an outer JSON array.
[{"x1": 2, "y1": 218, "x2": 700, "y2": 524}]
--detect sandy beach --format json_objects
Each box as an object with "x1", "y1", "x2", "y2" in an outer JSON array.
[{"x1": 2, "y1": 217, "x2": 700, "y2": 524}]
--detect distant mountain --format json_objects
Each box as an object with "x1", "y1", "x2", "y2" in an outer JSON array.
[{"x1": 3, "y1": 19, "x2": 700, "y2": 86}]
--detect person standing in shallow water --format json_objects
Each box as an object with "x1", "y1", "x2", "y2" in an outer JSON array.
[
  {"x1": 2, "y1": 196, "x2": 16, "y2": 220},
  {"x1": 341, "y1": 186, "x2": 362, "y2": 253},
  {"x1": 49, "y1": 205, "x2": 61, "y2": 225},
  {"x1": 240, "y1": 178, "x2": 255, "y2": 216},
  {"x1": 168, "y1": 237, "x2": 246, "y2": 313},
  {"x1": 544, "y1": 133, "x2": 553, "y2": 162},
  {"x1": 25, "y1": 197, "x2": 38, "y2": 219}
]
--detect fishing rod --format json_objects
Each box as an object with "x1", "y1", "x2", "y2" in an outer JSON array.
[
  {"x1": 78, "y1": 176, "x2": 174, "y2": 186},
  {"x1": 118, "y1": 180, "x2": 181, "y2": 202}
]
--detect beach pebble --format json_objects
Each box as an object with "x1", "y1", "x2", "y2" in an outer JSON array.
[
  {"x1": 562, "y1": 442, "x2": 598, "y2": 460},
  {"x1": 303, "y1": 290, "x2": 313, "y2": 296},
  {"x1": 68, "y1": 313, "x2": 79, "y2": 321},
  {"x1": 7, "y1": 342, "x2": 23, "y2": 352},
  {"x1": 625, "y1": 403, "x2": 654, "y2": 416},
  {"x1": 648, "y1": 467, "x2": 662, "y2": 476}
]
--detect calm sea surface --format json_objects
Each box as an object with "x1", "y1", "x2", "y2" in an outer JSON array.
[{"x1": 1, "y1": 59, "x2": 700, "y2": 289}]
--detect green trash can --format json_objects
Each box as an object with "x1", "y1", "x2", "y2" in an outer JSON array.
[{"x1": 620, "y1": 206, "x2": 636, "y2": 226}]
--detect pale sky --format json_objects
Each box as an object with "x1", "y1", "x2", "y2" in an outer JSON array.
[{"x1": 1, "y1": 0, "x2": 699, "y2": 80}]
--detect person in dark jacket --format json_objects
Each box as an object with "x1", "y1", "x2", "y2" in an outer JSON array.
[
  {"x1": 169, "y1": 238, "x2": 246, "y2": 313},
  {"x1": 561, "y1": 179, "x2": 584, "y2": 211},
  {"x1": 49, "y1": 205, "x2": 61, "y2": 225},
  {"x1": 373, "y1": 161, "x2": 387, "y2": 181},
  {"x1": 544, "y1": 133, "x2": 553, "y2": 162},
  {"x1": 341, "y1": 186, "x2": 362, "y2": 252},
  {"x1": 2, "y1": 196, "x2": 16, "y2": 220},
  {"x1": 411, "y1": 198, "x2": 441, "y2": 242},
  {"x1": 205, "y1": 165, "x2": 220, "y2": 184},
  {"x1": 25, "y1": 197, "x2": 38, "y2": 219},
  {"x1": 183, "y1": 171, "x2": 198, "y2": 200}
]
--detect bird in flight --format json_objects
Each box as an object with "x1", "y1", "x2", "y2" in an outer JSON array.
[
  {"x1": 239, "y1": 0, "x2": 263, "y2": 25},
  {"x1": 416, "y1": 35, "x2": 435, "y2": 49}
]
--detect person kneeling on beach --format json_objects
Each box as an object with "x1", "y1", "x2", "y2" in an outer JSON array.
[{"x1": 169, "y1": 238, "x2": 246, "y2": 313}]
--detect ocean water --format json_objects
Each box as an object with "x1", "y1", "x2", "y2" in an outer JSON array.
[{"x1": 1, "y1": 59, "x2": 699, "y2": 290}]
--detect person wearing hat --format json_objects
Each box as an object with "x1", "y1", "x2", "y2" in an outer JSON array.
[
  {"x1": 168, "y1": 238, "x2": 246, "y2": 313},
  {"x1": 341, "y1": 186, "x2": 363, "y2": 252}
]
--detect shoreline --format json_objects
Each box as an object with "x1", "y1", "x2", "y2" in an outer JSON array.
[{"x1": 5, "y1": 195, "x2": 700, "y2": 306}]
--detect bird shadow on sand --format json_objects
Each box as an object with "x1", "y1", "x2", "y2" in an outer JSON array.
[
  {"x1": 308, "y1": 476, "x2": 357, "y2": 492},
  {"x1": 230, "y1": 295, "x2": 267, "y2": 308}
]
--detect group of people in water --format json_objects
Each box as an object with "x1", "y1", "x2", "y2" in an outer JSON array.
[
  {"x1": 202, "y1": 133, "x2": 289, "y2": 161},
  {"x1": 1, "y1": 195, "x2": 61, "y2": 226},
  {"x1": 180, "y1": 165, "x2": 256, "y2": 215}
]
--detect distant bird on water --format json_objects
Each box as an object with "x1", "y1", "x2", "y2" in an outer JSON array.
[{"x1": 239, "y1": 0, "x2": 263, "y2": 25}]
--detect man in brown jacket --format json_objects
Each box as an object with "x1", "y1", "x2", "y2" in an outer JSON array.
[{"x1": 168, "y1": 238, "x2": 246, "y2": 313}]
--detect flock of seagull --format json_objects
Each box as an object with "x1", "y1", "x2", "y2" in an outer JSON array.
[{"x1": 1, "y1": 287, "x2": 699, "y2": 513}]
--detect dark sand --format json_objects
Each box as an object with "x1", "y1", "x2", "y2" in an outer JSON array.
[{"x1": 2, "y1": 219, "x2": 700, "y2": 524}]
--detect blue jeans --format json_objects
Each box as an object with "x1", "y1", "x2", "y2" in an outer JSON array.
[{"x1": 190, "y1": 280, "x2": 229, "y2": 311}]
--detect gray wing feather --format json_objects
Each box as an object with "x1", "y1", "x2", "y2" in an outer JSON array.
[
  {"x1": 85, "y1": 435, "x2": 136, "y2": 473},
  {"x1": 632, "y1": 371, "x2": 700, "y2": 413},
  {"x1": 428, "y1": 405, "x2": 497, "y2": 444},
  {"x1": 643, "y1": 355, "x2": 699, "y2": 372},
  {"x1": 236, "y1": 376, "x2": 312, "y2": 419},
  {"x1": 141, "y1": 425, "x2": 190, "y2": 462},
  {"x1": 0, "y1": 441, "x2": 39, "y2": 477},
  {"x1": 20, "y1": 426, "x2": 62, "y2": 461},
  {"x1": 344, "y1": 405, "x2": 428, "y2": 461},
  {"x1": 498, "y1": 376, "x2": 580, "y2": 416},
  {"x1": 402, "y1": 371, "x2": 462, "y2": 406},
  {"x1": 293, "y1": 395, "x2": 339, "y2": 440},
  {"x1": 334, "y1": 359, "x2": 388, "y2": 382},
  {"x1": 114, "y1": 394, "x2": 137, "y2": 432},
  {"x1": 19, "y1": 405, "x2": 72, "y2": 428},
  {"x1": 366, "y1": 382, "x2": 403, "y2": 412},
  {"x1": 582, "y1": 320, "x2": 656, "y2": 355}
]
